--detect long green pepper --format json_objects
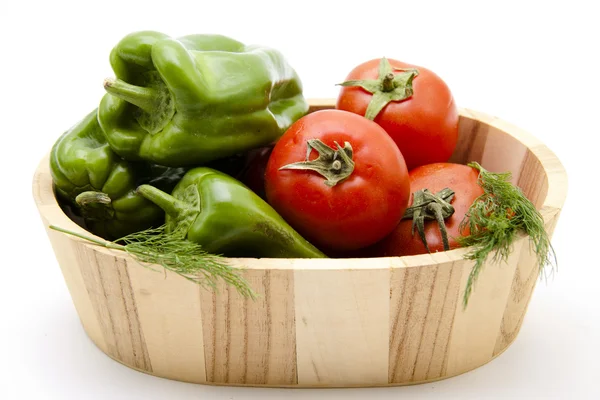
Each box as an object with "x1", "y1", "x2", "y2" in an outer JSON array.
[{"x1": 136, "y1": 168, "x2": 326, "y2": 258}]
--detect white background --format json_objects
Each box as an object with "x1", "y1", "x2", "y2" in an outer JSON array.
[{"x1": 1, "y1": 0, "x2": 598, "y2": 398}]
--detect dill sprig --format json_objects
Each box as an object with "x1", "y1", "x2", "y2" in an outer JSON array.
[
  {"x1": 49, "y1": 224, "x2": 257, "y2": 299},
  {"x1": 457, "y1": 162, "x2": 556, "y2": 308}
]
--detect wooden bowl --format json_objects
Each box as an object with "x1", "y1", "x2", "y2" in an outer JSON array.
[{"x1": 32, "y1": 99, "x2": 567, "y2": 388}]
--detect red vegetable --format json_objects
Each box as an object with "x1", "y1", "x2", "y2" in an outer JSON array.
[
  {"x1": 373, "y1": 162, "x2": 484, "y2": 256},
  {"x1": 265, "y1": 109, "x2": 410, "y2": 252},
  {"x1": 336, "y1": 57, "x2": 459, "y2": 170}
]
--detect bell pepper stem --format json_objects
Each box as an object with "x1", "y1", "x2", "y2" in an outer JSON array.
[
  {"x1": 75, "y1": 191, "x2": 115, "y2": 221},
  {"x1": 136, "y1": 184, "x2": 188, "y2": 218},
  {"x1": 76, "y1": 191, "x2": 111, "y2": 206},
  {"x1": 103, "y1": 78, "x2": 160, "y2": 113}
]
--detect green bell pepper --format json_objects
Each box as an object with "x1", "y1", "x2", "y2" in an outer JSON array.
[
  {"x1": 50, "y1": 109, "x2": 185, "y2": 240},
  {"x1": 98, "y1": 31, "x2": 308, "y2": 167},
  {"x1": 136, "y1": 168, "x2": 326, "y2": 258}
]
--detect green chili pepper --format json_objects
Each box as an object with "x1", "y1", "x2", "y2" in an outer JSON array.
[
  {"x1": 136, "y1": 167, "x2": 326, "y2": 258},
  {"x1": 50, "y1": 109, "x2": 186, "y2": 240},
  {"x1": 98, "y1": 30, "x2": 308, "y2": 167}
]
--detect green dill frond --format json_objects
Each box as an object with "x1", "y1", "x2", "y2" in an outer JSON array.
[
  {"x1": 49, "y1": 224, "x2": 257, "y2": 299},
  {"x1": 457, "y1": 162, "x2": 556, "y2": 308}
]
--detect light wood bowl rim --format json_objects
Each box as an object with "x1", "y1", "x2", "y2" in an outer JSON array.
[{"x1": 33, "y1": 99, "x2": 568, "y2": 271}]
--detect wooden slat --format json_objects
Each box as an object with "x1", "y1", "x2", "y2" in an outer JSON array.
[
  {"x1": 479, "y1": 127, "x2": 528, "y2": 184},
  {"x1": 389, "y1": 258, "x2": 463, "y2": 383},
  {"x1": 200, "y1": 269, "x2": 297, "y2": 385},
  {"x1": 127, "y1": 265, "x2": 207, "y2": 383},
  {"x1": 494, "y1": 208, "x2": 561, "y2": 355},
  {"x1": 517, "y1": 149, "x2": 550, "y2": 208},
  {"x1": 75, "y1": 248, "x2": 152, "y2": 371},
  {"x1": 493, "y1": 243, "x2": 540, "y2": 355},
  {"x1": 42, "y1": 223, "x2": 107, "y2": 352},
  {"x1": 294, "y1": 268, "x2": 389, "y2": 386},
  {"x1": 445, "y1": 239, "x2": 525, "y2": 376},
  {"x1": 449, "y1": 114, "x2": 490, "y2": 164}
]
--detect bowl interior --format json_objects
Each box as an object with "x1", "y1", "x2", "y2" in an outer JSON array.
[
  {"x1": 450, "y1": 111, "x2": 548, "y2": 210},
  {"x1": 33, "y1": 102, "x2": 566, "y2": 270}
]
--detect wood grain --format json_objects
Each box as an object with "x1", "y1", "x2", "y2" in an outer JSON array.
[
  {"x1": 517, "y1": 149, "x2": 549, "y2": 208},
  {"x1": 493, "y1": 244, "x2": 540, "y2": 355},
  {"x1": 294, "y1": 268, "x2": 390, "y2": 386},
  {"x1": 32, "y1": 103, "x2": 568, "y2": 387},
  {"x1": 445, "y1": 238, "x2": 525, "y2": 376},
  {"x1": 494, "y1": 204, "x2": 562, "y2": 355},
  {"x1": 200, "y1": 269, "x2": 297, "y2": 385},
  {"x1": 76, "y1": 248, "x2": 152, "y2": 371},
  {"x1": 448, "y1": 113, "x2": 490, "y2": 165},
  {"x1": 127, "y1": 266, "x2": 207, "y2": 383},
  {"x1": 389, "y1": 257, "x2": 463, "y2": 383}
]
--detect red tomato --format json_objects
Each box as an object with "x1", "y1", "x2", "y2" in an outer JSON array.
[
  {"x1": 336, "y1": 58, "x2": 459, "y2": 171},
  {"x1": 265, "y1": 109, "x2": 411, "y2": 252},
  {"x1": 372, "y1": 163, "x2": 483, "y2": 256}
]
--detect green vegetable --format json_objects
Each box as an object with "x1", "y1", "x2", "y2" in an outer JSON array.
[
  {"x1": 458, "y1": 162, "x2": 556, "y2": 308},
  {"x1": 136, "y1": 167, "x2": 327, "y2": 258},
  {"x1": 50, "y1": 109, "x2": 186, "y2": 240},
  {"x1": 49, "y1": 224, "x2": 256, "y2": 299},
  {"x1": 98, "y1": 30, "x2": 308, "y2": 167}
]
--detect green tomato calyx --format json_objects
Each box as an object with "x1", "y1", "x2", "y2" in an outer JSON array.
[
  {"x1": 279, "y1": 139, "x2": 355, "y2": 187},
  {"x1": 337, "y1": 57, "x2": 419, "y2": 120},
  {"x1": 402, "y1": 187, "x2": 455, "y2": 252}
]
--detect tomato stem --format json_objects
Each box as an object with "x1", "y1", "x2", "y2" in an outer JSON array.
[
  {"x1": 402, "y1": 188, "x2": 455, "y2": 251},
  {"x1": 382, "y1": 73, "x2": 396, "y2": 92},
  {"x1": 337, "y1": 57, "x2": 419, "y2": 120},
  {"x1": 278, "y1": 139, "x2": 355, "y2": 187}
]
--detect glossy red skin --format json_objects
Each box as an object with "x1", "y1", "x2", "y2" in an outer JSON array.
[
  {"x1": 336, "y1": 58, "x2": 459, "y2": 171},
  {"x1": 265, "y1": 109, "x2": 410, "y2": 252},
  {"x1": 373, "y1": 163, "x2": 484, "y2": 257}
]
